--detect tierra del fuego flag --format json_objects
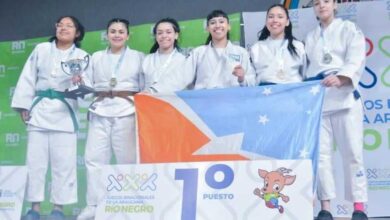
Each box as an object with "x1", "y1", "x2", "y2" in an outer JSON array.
[{"x1": 135, "y1": 81, "x2": 324, "y2": 172}]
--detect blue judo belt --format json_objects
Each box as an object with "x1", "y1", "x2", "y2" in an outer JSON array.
[
  {"x1": 258, "y1": 69, "x2": 360, "y2": 100},
  {"x1": 304, "y1": 69, "x2": 360, "y2": 100}
]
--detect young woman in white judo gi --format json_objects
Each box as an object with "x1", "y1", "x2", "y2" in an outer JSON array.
[
  {"x1": 152, "y1": 10, "x2": 256, "y2": 91},
  {"x1": 142, "y1": 18, "x2": 186, "y2": 93},
  {"x1": 77, "y1": 18, "x2": 144, "y2": 220},
  {"x1": 304, "y1": 1, "x2": 368, "y2": 219},
  {"x1": 11, "y1": 15, "x2": 89, "y2": 220},
  {"x1": 250, "y1": 4, "x2": 306, "y2": 85}
]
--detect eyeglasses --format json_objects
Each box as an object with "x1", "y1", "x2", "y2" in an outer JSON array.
[{"x1": 55, "y1": 23, "x2": 75, "y2": 29}]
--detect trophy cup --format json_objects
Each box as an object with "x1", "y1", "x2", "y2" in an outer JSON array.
[{"x1": 61, "y1": 55, "x2": 94, "y2": 99}]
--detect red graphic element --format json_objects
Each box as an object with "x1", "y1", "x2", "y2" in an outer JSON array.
[
  {"x1": 366, "y1": 38, "x2": 373, "y2": 57},
  {"x1": 253, "y1": 167, "x2": 296, "y2": 214}
]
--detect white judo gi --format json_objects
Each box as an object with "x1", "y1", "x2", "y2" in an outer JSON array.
[
  {"x1": 142, "y1": 49, "x2": 186, "y2": 92},
  {"x1": 11, "y1": 41, "x2": 89, "y2": 204},
  {"x1": 84, "y1": 47, "x2": 144, "y2": 206},
  {"x1": 153, "y1": 41, "x2": 256, "y2": 91},
  {"x1": 250, "y1": 38, "x2": 306, "y2": 84},
  {"x1": 304, "y1": 18, "x2": 368, "y2": 202}
]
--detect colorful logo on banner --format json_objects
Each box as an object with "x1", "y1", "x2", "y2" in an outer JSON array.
[
  {"x1": 253, "y1": 167, "x2": 296, "y2": 214},
  {"x1": 106, "y1": 173, "x2": 158, "y2": 192},
  {"x1": 135, "y1": 81, "x2": 324, "y2": 177}
]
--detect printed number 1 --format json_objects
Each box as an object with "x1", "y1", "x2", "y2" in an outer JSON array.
[
  {"x1": 175, "y1": 164, "x2": 234, "y2": 220},
  {"x1": 175, "y1": 168, "x2": 198, "y2": 220}
]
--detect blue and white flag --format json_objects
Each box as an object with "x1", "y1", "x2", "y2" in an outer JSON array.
[{"x1": 136, "y1": 81, "x2": 325, "y2": 178}]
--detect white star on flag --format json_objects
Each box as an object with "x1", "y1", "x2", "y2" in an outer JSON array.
[
  {"x1": 262, "y1": 87, "x2": 272, "y2": 96},
  {"x1": 299, "y1": 148, "x2": 309, "y2": 159},
  {"x1": 310, "y1": 85, "x2": 321, "y2": 95},
  {"x1": 306, "y1": 110, "x2": 312, "y2": 115},
  {"x1": 258, "y1": 115, "x2": 269, "y2": 125}
]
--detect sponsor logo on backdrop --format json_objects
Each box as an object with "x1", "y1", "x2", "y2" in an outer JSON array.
[
  {"x1": 2, "y1": 112, "x2": 17, "y2": 118},
  {"x1": 11, "y1": 41, "x2": 26, "y2": 54},
  {"x1": 9, "y1": 87, "x2": 15, "y2": 98},
  {"x1": 387, "y1": 1, "x2": 390, "y2": 19},
  {"x1": 0, "y1": 188, "x2": 17, "y2": 210},
  {"x1": 5, "y1": 133, "x2": 20, "y2": 146},
  {"x1": 149, "y1": 24, "x2": 154, "y2": 35},
  {"x1": 0, "y1": 189, "x2": 16, "y2": 199},
  {"x1": 100, "y1": 31, "x2": 107, "y2": 45},
  {"x1": 336, "y1": 204, "x2": 350, "y2": 215},
  {"x1": 0, "y1": 189, "x2": 16, "y2": 211},
  {"x1": 367, "y1": 167, "x2": 390, "y2": 190},
  {"x1": 336, "y1": 3, "x2": 357, "y2": 21},
  {"x1": 360, "y1": 35, "x2": 390, "y2": 91},
  {"x1": 363, "y1": 98, "x2": 390, "y2": 125},
  {"x1": 0, "y1": 65, "x2": 5, "y2": 77},
  {"x1": 289, "y1": 9, "x2": 300, "y2": 29},
  {"x1": 203, "y1": 19, "x2": 208, "y2": 33},
  {"x1": 253, "y1": 167, "x2": 297, "y2": 214}
]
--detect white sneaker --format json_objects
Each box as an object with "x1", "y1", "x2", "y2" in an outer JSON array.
[{"x1": 77, "y1": 205, "x2": 96, "y2": 220}]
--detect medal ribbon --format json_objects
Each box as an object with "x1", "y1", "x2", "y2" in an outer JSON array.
[
  {"x1": 320, "y1": 28, "x2": 331, "y2": 58},
  {"x1": 51, "y1": 41, "x2": 76, "y2": 76},
  {"x1": 153, "y1": 49, "x2": 176, "y2": 83},
  {"x1": 107, "y1": 47, "x2": 127, "y2": 85}
]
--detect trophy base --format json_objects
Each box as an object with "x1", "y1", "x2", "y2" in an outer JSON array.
[{"x1": 65, "y1": 85, "x2": 95, "y2": 99}]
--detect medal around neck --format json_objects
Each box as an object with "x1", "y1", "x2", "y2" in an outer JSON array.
[
  {"x1": 61, "y1": 55, "x2": 94, "y2": 99},
  {"x1": 322, "y1": 53, "x2": 333, "y2": 64},
  {"x1": 110, "y1": 78, "x2": 117, "y2": 87}
]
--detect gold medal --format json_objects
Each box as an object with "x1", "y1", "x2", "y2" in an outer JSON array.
[{"x1": 109, "y1": 78, "x2": 117, "y2": 87}]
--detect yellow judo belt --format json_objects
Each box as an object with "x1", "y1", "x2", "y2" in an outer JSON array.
[{"x1": 29, "y1": 89, "x2": 78, "y2": 131}]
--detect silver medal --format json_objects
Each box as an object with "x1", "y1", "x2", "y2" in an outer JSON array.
[
  {"x1": 322, "y1": 53, "x2": 332, "y2": 64},
  {"x1": 110, "y1": 78, "x2": 117, "y2": 87}
]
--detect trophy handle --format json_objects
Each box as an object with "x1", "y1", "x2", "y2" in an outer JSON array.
[
  {"x1": 61, "y1": 61, "x2": 71, "y2": 75},
  {"x1": 83, "y1": 55, "x2": 90, "y2": 70}
]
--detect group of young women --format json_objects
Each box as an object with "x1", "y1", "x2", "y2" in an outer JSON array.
[{"x1": 11, "y1": 0, "x2": 368, "y2": 220}]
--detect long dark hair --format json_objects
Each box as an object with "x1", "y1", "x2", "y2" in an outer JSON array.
[
  {"x1": 150, "y1": 18, "x2": 181, "y2": 53},
  {"x1": 205, "y1": 10, "x2": 230, "y2": 45},
  {"x1": 49, "y1": 15, "x2": 85, "y2": 48},
  {"x1": 107, "y1": 18, "x2": 130, "y2": 34},
  {"x1": 257, "y1": 4, "x2": 298, "y2": 58}
]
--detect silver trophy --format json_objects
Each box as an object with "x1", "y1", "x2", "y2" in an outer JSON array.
[{"x1": 61, "y1": 55, "x2": 94, "y2": 99}]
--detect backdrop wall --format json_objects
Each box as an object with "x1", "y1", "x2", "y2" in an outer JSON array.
[{"x1": 0, "y1": 0, "x2": 278, "y2": 41}]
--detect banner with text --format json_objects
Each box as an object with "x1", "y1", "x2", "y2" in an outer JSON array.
[{"x1": 96, "y1": 160, "x2": 313, "y2": 220}]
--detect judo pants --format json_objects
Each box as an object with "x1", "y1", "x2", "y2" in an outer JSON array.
[
  {"x1": 317, "y1": 100, "x2": 368, "y2": 202},
  {"x1": 84, "y1": 113, "x2": 136, "y2": 205},
  {"x1": 25, "y1": 130, "x2": 77, "y2": 204}
]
